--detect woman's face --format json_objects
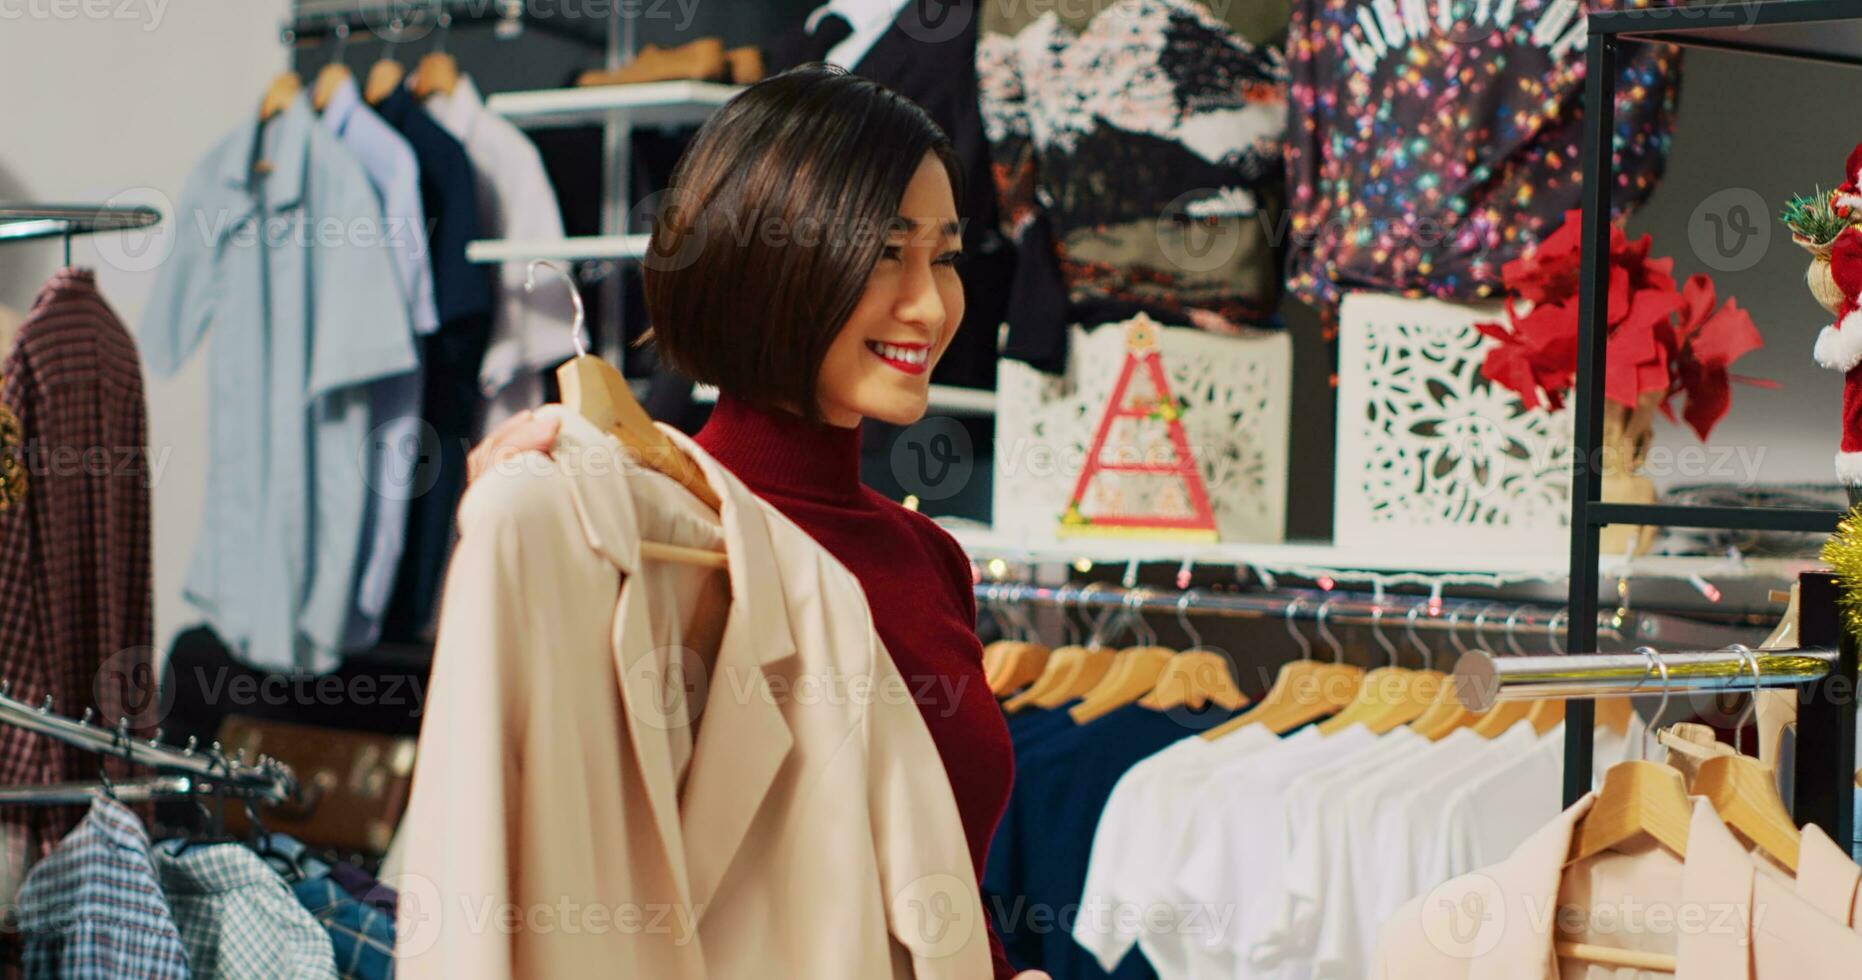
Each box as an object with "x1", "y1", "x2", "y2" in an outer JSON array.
[{"x1": 814, "y1": 153, "x2": 966, "y2": 428}]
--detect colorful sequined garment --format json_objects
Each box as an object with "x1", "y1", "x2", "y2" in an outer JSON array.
[
  {"x1": 1284, "y1": 0, "x2": 1680, "y2": 307},
  {"x1": 978, "y1": 0, "x2": 1291, "y2": 351}
]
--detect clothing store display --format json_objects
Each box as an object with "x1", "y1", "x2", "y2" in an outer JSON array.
[
  {"x1": 143, "y1": 92, "x2": 418, "y2": 674},
  {"x1": 396, "y1": 406, "x2": 992, "y2": 979},
  {"x1": 0, "y1": 268, "x2": 153, "y2": 862},
  {"x1": 814, "y1": 0, "x2": 910, "y2": 71},
  {"x1": 693, "y1": 395, "x2": 1016, "y2": 976},
  {"x1": 1372, "y1": 795, "x2": 1862, "y2": 978},
  {"x1": 153, "y1": 839, "x2": 339, "y2": 979},
  {"x1": 978, "y1": 0, "x2": 1289, "y2": 370},
  {"x1": 319, "y1": 74, "x2": 437, "y2": 653},
  {"x1": 422, "y1": 74, "x2": 577, "y2": 432},
  {"x1": 372, "y1": 83, "x2": 495, "y2": 643},
  {"x1": 575, "y1": 38, "x2": 728, "y2": 86},
  {"x1": 987, "y1": 700, "x2": 1243, "y2": 977},
  {"x1": 293, "y1": 875, "x2": 396, "y2": 980},
  {"x1": 13, "y1": 796, "x2": 189, "y2": 980},
  {"x1": 1283, "y1": 0, "x2": 1681, "y2": 307}
]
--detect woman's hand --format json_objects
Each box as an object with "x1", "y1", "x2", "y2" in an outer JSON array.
[{"x1": 465, "y1": 410, "x2": 562, "y2": 484}]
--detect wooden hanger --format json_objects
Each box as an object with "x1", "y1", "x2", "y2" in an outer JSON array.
[
  {"x1": 527, "y1": 262, "x2": 726, "y2": 569},
  {"x1": 260, "y1": 72, "x2": 302, "y2": 122},
  {"x1": 312, "y1": 24, "x2": 354, "y2": 112},
  {"x1": 1693, "y1": 645, "x2": 1800, "y2": 871},
  {"x1": 1407, "y1": 604, "x2": 1484, "y2": 739},
  {"x1": 1317, "y1": 604, "x2": 1442, "y2": 735},
  {"x1": 1138, "y1": 592, "x2": 1249, "y2": 712},
  {"x1": 1203, "y1": 597, "x2": 1363, "y2": 740},
  {"x1": 410, "y1": 13, "x2": 460, "y2": 99},
  {"x1": 1002, "y1": 585, "x2": 1110, "y2": 713},
  {"x1": 1567, "y1": 647, "x2": 1692, "y2": 867},
  {"x1": 1069, "y1": 591, "x2": 1172, "y2": 723},
  {"x1": 363, "y1": 16, "x2": 412, "y2": 104},
  {"x1": 989, "y1": 594, "x2": 1051, "y2": 696}
]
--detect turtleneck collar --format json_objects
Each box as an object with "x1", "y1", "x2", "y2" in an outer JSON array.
[{"x1": 694, "y1": 395, "x2": 865, "y2": 504}]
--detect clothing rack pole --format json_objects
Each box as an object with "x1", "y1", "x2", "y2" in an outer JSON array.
[
  {"x1": 287, "y1": 0, "x2": 600, "y2": 45},
  {"x1": 975, "y1": 582, "x2": 1622, "y2": 643},
  {"x1": 1449, "y1": 647, "x2": 1840, "y2": 705},
  {"x1": 0, "y1": 203, "x2": 162, "y2": 244},
  {"x1": 0, "y1": 685, "x2": 294, "y2": 797}
]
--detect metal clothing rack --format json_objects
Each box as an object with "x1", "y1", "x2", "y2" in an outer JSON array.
[
  {"x1": 1451, "y1": 571, "x2": 1855, "y2": 839},
  {"x1": 1568, "y1": 3, "x2": 1862, "y2": 814},
  {"x1": 0, "y1": 203, "x2": 162, "y2": 266},
  {"x1": 288, "y1": 0, "x2": 600, "y2": 45},
  {"x1": 0, "y1": 684, "x2": 296, "y2": 805}
]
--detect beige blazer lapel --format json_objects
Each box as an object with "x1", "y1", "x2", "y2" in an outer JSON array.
[
  {"x1": 658, "y1": 425, "x2": 800, "y2": 915},
  {"x1": 551, "y1": 411, "x2": 699, "y2": 910},
  {"x1": 1462, "y1": 793, "x2": 1596, "y2": 980},
  {"x1": 1797, "y1": 823, "x2": 1862, "y2": 931}
]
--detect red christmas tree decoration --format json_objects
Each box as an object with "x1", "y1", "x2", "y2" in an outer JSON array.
[{"x1": 1058, "y1": 315, "x2": 1218, "y2": 541}]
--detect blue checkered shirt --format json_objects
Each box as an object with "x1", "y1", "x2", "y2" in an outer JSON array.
[
  {"x1": 293, "y1": 876, "x2": 394, "y2": 980},
  {"x1": 13, "y1": 795, "x2": 189, "y2": 979}
]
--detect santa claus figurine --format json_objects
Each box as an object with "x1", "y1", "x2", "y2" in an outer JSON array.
[{"x1": 1818, "y1": 226, "x2": 1862, "y2": 485}]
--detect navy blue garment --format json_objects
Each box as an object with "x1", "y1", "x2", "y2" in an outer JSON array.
[
  {"x1": 374, "y1": 86, "x2": 495, "y2": 643},
  {"x1": 1004, "y1": 699, "x2": 1083, "y2": 745},
  {"x1": 986, "y1": 699, "x2": 1085, "y2": 916},
  {"x1": 989, "y1": 702, "x2": 1238, "y2": 978}
]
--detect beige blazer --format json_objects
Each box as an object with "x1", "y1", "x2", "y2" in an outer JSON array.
[
  {"x1": 392, "y1": 408, "x2": 992, "y2": 979},
  {"x1": 1372, "y1": 793, "x2": 1862, "y2": 978}
]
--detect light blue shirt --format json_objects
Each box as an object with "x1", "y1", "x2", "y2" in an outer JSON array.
[
  {"x1": 142, "y1": 93, "x2": 418, "y2": 673},
  {"x1": 320, "y1": 75, "x2": 431, "y2": 651}
]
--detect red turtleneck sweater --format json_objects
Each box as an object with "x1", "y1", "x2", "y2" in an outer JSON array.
[{"x1": 695, "y1": 396, "x2": 1016, "y2": 977}]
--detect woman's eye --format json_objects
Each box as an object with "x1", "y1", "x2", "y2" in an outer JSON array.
[
  {"x1": 880, "y1": 244, "x2": 905, "y2": 262},
  {"x1": 935, "y1": 250, "x2": 964, "y2": 267}
]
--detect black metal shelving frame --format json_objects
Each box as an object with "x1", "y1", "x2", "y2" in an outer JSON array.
[{"x1": 1568, "y1": 1, "x2": 1862, "y2": 838}]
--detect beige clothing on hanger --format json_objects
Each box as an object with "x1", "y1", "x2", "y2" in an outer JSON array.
[
  {"x1": 393, "y1": 407, "x2": 991, "y2": 980},
  {"x1": 1372, "y1": 794, "x2": 1862, "y2": 978}
]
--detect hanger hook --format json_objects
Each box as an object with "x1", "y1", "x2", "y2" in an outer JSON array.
[
  {"x1": 1503, "y1": 605, "x2": 1527, "y2": 657},
  {"x1": 1080, "y1": 582, "x2": 1113, "y2": 649},
  {"x1": 1635, "y1": 645, "x2": 1671, "y2": 762},
  {"x1": 1177, "y1": 590, "x2": 1202, "y2": 651},
  {"x1": 1473, "y1": 602, "x2": 1505, "y2": 652},
  {"x1": 1284, "y1": 597, "x2": 1312, "y2": 661},
  {"x1": 436, "y1": 8, "x2": 452, "y2": 55},
  {"x1": 1547, "y1": 609, "x2": 1568, "y2": 656},
  {"x1": 1730, "y1": 644, "x2": 1761, "y2": 756},
  {"x1": 1370, "y1": 604, "x2": 1398, "y2": 668},
  {"x1": 331, "y1": 21, "x2": 350, "y2": 64},
  {"x1": 1127, "y1": 589, "x2": 1156, "y2": 647},
  {"x1": 1314, "y1": 597, "x2": 1343, "y2": 664},
  {"x1": 1445, "y1": 603, "x2": 1470, "y2": 657},
  {"x1": 1405, "y1": 600, "x2": 1432, "y2": 671},
  {"x1": 1054, "y1": 584, "x2": 1079, "y2": 647},
  {"x1": 524, "y1": 260, "x2": 588, "y2": 357}
]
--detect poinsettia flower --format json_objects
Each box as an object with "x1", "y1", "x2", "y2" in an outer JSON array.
[{"x1": 1664, "y1": 275, "x2": 1765, "y2": 440}]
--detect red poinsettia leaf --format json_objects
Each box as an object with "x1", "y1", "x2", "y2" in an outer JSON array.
[
  {"x1": 1607, "y1": 265, "x2": 1631, "y2": 325},
  {"x1": 1675, "y1": 274, "x2": 1717, "y2": 339},
  {"x1": 1680, "y1": 363, "x2": 1733, "y2": 441},
  {"x1": 1689, "y1": 297, "x2": 1763, "y2": 367},
  {"x1": 1472, "y1": 320, "x2": 1514, "y2": 343},
  {"x1": 1481, "y1": 345, "x2": 1544, "y2": 410}
]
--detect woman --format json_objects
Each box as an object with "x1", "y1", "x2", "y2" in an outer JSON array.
[{"x1": 468, "y1": 66, "x2": 1038, "y2": 979}]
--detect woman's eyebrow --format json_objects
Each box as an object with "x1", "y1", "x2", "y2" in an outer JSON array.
[{"x1": 894, "y1": 217, "x2": 962, "y2": 237}]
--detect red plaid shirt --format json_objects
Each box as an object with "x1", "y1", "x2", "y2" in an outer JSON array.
[{"x1": 0, "y1": 268, "x2": 155, "y2": 860}]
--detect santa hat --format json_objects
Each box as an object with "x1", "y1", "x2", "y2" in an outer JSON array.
[{"x1": 1836, "y1": 140, "x2": 1862, "y2": 215}]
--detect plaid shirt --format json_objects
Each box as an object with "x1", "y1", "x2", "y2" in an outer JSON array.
[
  {"x1": 13, "y1": 795, "x2": 188, "y2": 979},
  {"x1": 0, "y1": 269, "x2": 156, "y2": 863},
  {"x1": 153, "y1": 840, "x2": 337, "y2": 979},
  {"x1": 294, "y1": 876, "x2": 394, "y2": 980}
]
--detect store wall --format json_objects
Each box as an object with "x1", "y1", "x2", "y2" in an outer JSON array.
[
  {"x1": 1627, "y1": 48, "x2": 1850, "y2": 492},
  {"x1": 0, "y1": 2, "x2": 293, "y2": 657}
]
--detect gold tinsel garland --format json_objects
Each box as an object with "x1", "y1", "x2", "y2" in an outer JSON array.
[{"x1": 1820, "y1": 503, "x2": 1862, "y2": 638}]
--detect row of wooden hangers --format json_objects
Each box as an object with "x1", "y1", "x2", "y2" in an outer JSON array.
[{"x1": 259, "y1": 14, "x2": 467, "y2": 124}]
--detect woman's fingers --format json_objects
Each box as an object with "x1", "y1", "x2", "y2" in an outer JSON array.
[{"x1": 466, "y1": 410, "x2": 562, "y2": 484}]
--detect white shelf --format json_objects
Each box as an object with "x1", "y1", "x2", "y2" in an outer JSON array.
[
  {"x1": 466, "y1": 234, "x2": 651, "y2": 264},
  {"x1": 690, "y1": 384, "x2": 997, "y2": 417},
  {"x1": 947, "y1": 525, "x2": 1815, "y2": 585},
  {"x1": 487, "y1": 81, "x2": 744, "y2": 130}
]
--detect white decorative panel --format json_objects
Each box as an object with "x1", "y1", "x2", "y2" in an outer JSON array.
[
  {"x1": 994, "y1": 320, "x2": 1291, "y2": 544},
  {"x1": 1335, "y1": 293, "x2": 1573, "y2": 560}
]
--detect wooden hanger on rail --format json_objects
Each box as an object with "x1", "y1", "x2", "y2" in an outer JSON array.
[
  {"x1": 259, "y1": 28, "x2": 302, "y2": 123},
  {"x1": 1071, "y1": 591, "x2": 1174, "y2": 724},
  {"x1": 1004, "y1": 585, "x2": 1112, "y2": 713},
  {"x1": 528, "y1": 261, "x2": 727, "y2": 569},
  {"x1": 1138, "y1": 591, "x2": 1249, "y2": 712},
  {"x1": 365, "y1": 16, "x2": 411, "y2": 104},
  {"x1": 1203, "y1": 597, "x2": 1363, "y2": 740},
  {"x1": 311, "y1": 23, "x2": 354, "y2": 112},
  {"x1": 411, "y1": 11, "x2": 461, "y2": 99},
  {"x1": 1692, "y1": 645, "x2": 1800, "y2": 871}
]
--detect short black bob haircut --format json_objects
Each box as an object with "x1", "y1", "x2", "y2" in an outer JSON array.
[{"x1": 641, "y1": 64, "x2": 964, "y2": 422}]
